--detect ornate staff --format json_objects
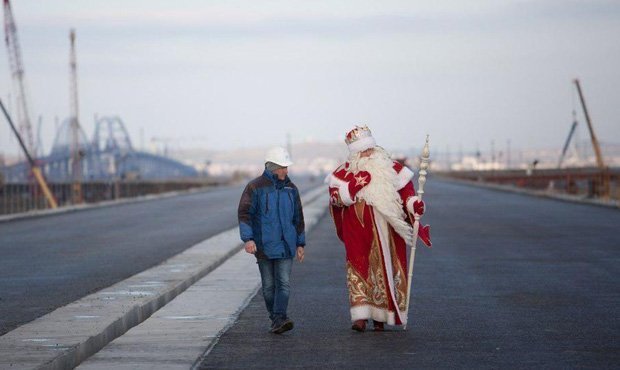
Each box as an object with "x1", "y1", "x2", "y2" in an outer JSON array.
[{"x1": 404, "y1": 135, "x2": 430, "y2": 330}]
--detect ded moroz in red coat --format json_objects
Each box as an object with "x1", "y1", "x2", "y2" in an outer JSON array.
[{"x1": 328, "y1": 159, "x2": 428, "y2": 326}]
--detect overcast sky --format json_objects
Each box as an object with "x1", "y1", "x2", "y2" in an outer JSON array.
[{"x1": 0, "y1": 0, "x2": 619, "y2": 158}]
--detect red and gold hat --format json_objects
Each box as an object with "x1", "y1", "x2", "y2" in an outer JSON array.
[{"x1": 345, "y1": 125, "x2": 376, "y2": 154}]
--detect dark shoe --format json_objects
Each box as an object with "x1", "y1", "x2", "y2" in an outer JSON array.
[
  {"x1": 351, "y1": 319, "x2": 366, "y2": 332},
  {"x1": 271, "y1": 318, "x2": 294, "y2": 334},
  {"x1": 373, "y1": 320, "x2": 384, "y2": 331}
]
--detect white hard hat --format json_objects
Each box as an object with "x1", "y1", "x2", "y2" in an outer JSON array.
[{"x1": 265, "y1": 146, "x2": 293, "y2": 167}]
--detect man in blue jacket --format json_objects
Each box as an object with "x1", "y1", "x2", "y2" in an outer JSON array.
[{"x1": 238, "y1": 146, "x2": 306, "y2": 334}]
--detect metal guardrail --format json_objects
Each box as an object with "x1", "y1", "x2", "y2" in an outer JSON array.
[
  {"x1": 0, "y1": 179, "x2": 221, "y2": 216},
  {"x1": 440, "y1": 167, "x2": 620, "y2": 200}
]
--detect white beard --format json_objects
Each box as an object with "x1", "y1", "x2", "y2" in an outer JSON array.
[{"x1": 348, "y1": 148, "x2": 414, "y2": 245}]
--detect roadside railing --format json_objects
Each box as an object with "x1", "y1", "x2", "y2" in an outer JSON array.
[
  {"x1": 0, "y1": 179, "x2": 222, "y2": 216},
  {"x1": 440, "y1": 167, "x2": 620, "y2": 201}
]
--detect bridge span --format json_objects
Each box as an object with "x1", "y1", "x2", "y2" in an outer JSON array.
[
  {"x1": 0, "y1": 179, "x2": 618, "y2": 369},
  {"x1": 1, "y1": 116, "x2": 197, "y2": 183}
]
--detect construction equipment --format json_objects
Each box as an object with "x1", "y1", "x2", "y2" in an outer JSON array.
[
  {"x1": 69, "y1": 28, "x2": 83, "y2": 203},
  {"x1": 573, "y1": 78, "x2": 609, "y2": 197},
  {"x1": 3, "y1": 0, "x2": 36, "y2": 157},
  {"x1": 574, "y1": 79, "x2": 605, "y2": 169},
  {"x1": 0, "y1": 99, "x2": 58, "y2": 208},
  {"x1": 557, "y1": 110, "x2": 578, "y2": 168}
]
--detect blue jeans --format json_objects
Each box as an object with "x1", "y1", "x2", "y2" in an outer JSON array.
[{"x1": 257, "y1": 257, "x2": 293, "y2": 322}]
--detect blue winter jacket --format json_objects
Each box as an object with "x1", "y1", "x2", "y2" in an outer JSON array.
[{"x1": 238, "y1": 169, "x2": 306, "y2": 259}]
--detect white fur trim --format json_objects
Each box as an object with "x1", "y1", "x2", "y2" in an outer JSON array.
[
  {"x1": 395, "y1": 165, "x2": 414, "y2": 190},
  {"x1": 374, "y1": 210, "x2": 407, "y2": 326},
  {"x1": 350, "y1": 305, "x2": 407, "y2": 326},
  {"x1": 347, "y1": 136, "x2": 376, "y2": 154},
  {"x1": 350, "y1": 305, "x2": 395, "y2": 325},
  {"x1": 323, "y1": 173, "x2": 331, "y2": 184},
  {"x1": 406, "y1": 195, "x2": 420, "y2": 215},
  {"x1": 328, "y1": 174, "x2": 355, "y2": 206}
]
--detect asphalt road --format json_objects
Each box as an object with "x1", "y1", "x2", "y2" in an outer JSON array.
[
  {"x1": 200, "y1": 179, "x2": 620, "y2": 369},
  {"x1": 0, "y1": 178, "x2": 318, "y2": 335}
]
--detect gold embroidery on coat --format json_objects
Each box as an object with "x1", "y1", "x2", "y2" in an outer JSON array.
[
  {"x1": 346, "y1": 262, "x2": 368, "y2": 306},
  {"x1": 367, "y1": 222, "x2": 388, "y2": 308},
  {"x1": 354, "y1": 200, "x2": 365, "y2": 227},
  {"x1": 389, "y1": 232, "x2": 408, "y2": 311},
  {"x1": 344, "y1": 206, "x2": 401, "y2": 313}
]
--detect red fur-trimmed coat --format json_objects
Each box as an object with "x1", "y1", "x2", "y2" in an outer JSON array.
[{"x1": 327, "y1": 160, "x2": 419, "y2": 326}]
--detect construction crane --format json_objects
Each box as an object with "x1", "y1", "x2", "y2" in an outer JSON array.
[
  {"x1": 574, "y1": 79, "x2": 605, "y2": 169},
  {"x1": 68, "y1": 28, "x2": 83, "y2": 203},
  {"x1": 3, "y1": 0, "x2": 36, "y2": 157},
  {"x1": 573, "y1": 78, "x2": 610, "y2": 197},
  {"x1": 557, "y1": 110, "x2": 578, "y2": 168},
  {"x1": 558, "y1": 80, "x2": 607, "y2": 170},
  {"x1": 1, "y1": 99, "x2": 57, "y2": 208}
]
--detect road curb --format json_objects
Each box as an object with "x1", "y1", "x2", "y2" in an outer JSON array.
[
  {"x1": 78, "y1": 189, "x2": 330, "y2": 369},
  {"x1": 0, "y1": 186, "x2": 327, "y2": 370}
]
